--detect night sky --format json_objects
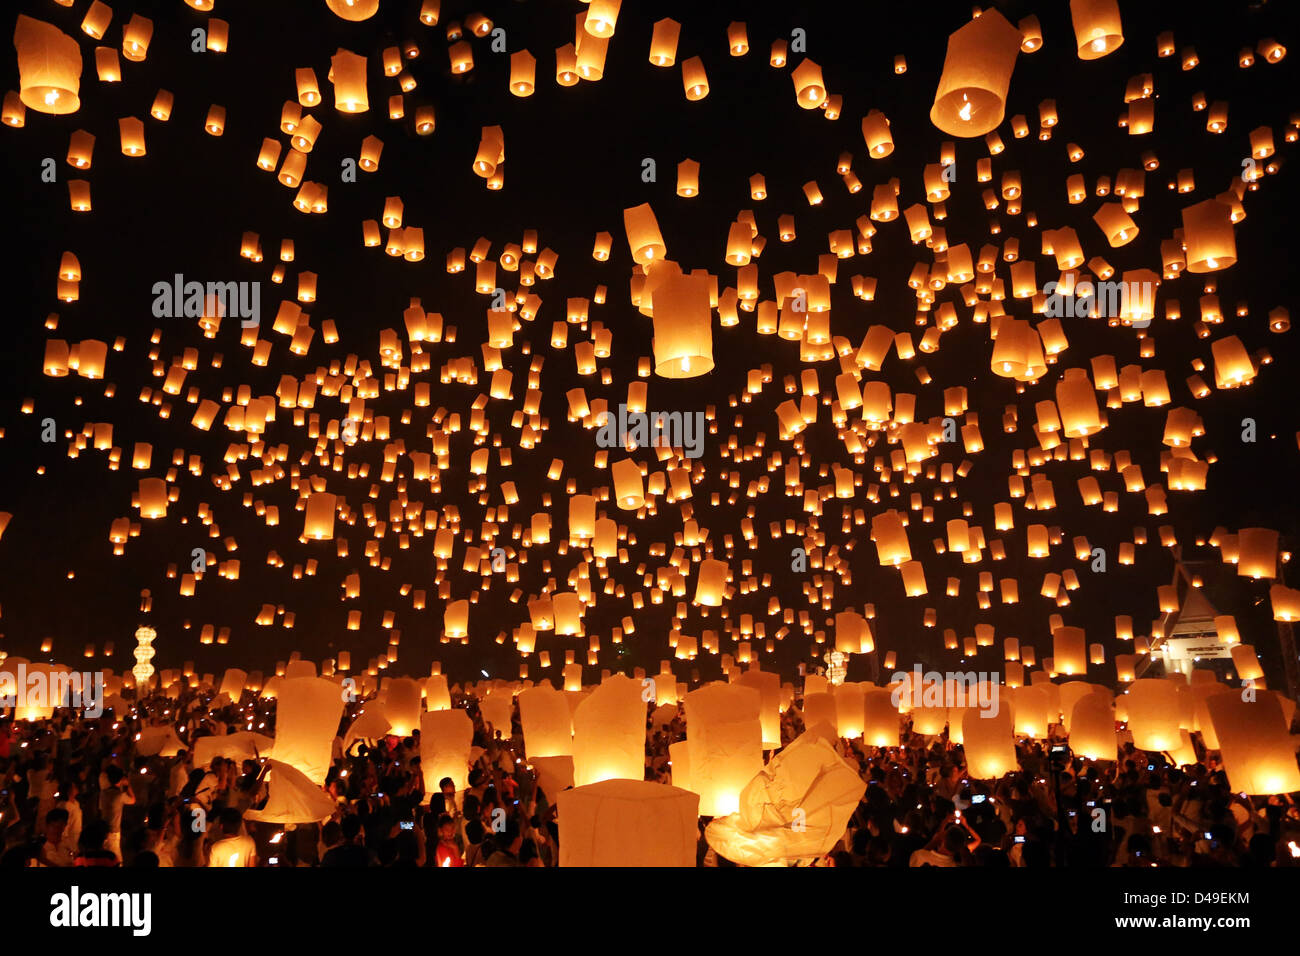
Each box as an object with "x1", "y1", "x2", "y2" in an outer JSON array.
[{"x1": 2, "y1": 0, "x2": 1298, "y2": 688}]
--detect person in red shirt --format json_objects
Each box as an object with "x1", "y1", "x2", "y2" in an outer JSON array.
[
  {"x1": 74, "y1": 820, "x2": 119, "y2": 867},
  {"x1": 433, "y1": 814, "x2": 464, "y2": 867}
]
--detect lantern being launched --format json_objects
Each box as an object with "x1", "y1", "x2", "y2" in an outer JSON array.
[
  {"x1": 558, "y1": 780, "x2": 699, "y2": 867},
  {"x1": 270, "y1": 676, "x2": 345, "y2": 785},
  {"x1": 1206, "y1": 693, "x2": 1300, "y2": 795},
  {"x1": 572, "y1": 674, "x2": 645, "y2": 786}
]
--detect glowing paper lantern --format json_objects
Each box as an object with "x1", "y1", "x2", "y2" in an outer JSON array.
[
  {"x1": 693, "y1": 558, "x2": 728, "y2": 606},
  {"x1": 385, "y1": 677, "x2": 421, "y2": 736},
  {"x1": 519, "y1": 684, "x2": 574, "y2": 757},
  {"x1": 326, "y1": 0, "x2": 379, "y2": 21},
  {"x1": 1181, "y1": 199, "x2": 1237, "y2": 272},
  {"x1": 1229, "y1": 644, "x2": 1264, "y2": 682},
  {"x1": 705, "y1": 732, "x2": 866, "y2": 866},
  {"x1": 244, "y1": 760, "x2": 336, "y2": 825},
  {"x1": 1052, "y1": 626, "x2": 1087, "y2": 675},
  {"x1": 684, "y1": 683, "x2": 763, "y2": 816},
  {"x1": 572, "y1": 674, "x2": 645, "y2": 786},
  {"x1": 270, "y1": 676, "x2": 345, "y2": 785},
  {"x1": 444, "y1": 599, "x2": 469, "y2": 639},
  {"x1": 14, "y1": 15, "x2": 82, "y2": 115},
  {"x1": 651, "y1": 273, "x2": 714, "y2": 377},
  {"x1": 218, "y1": 668, "x2": 247, "y2": 701},
  {"x1": 862, "y1": 688, "x2": 900, "y2": 746},
  {"x1": 1237, "y1": 528, "x2": 1278, "y2": 580},
  {"x1": 424, "y1": 674, "x2": 451, "y2": 711},
  {"x1": 1068, "y1": 691, "x2": 1117, "y2": 759},
  {"x1": 623, "y1": 203, "x2": 666, "y2": 263},
  {"x1": 480, "y1": 693, "x2": 513, "y2": 741},
  {"x1": 419, "y1": 708, "x2": 473, "y2": 795},
  {"x1": 558, "y1": 780, "x2": 698, "y2": 867},
  {"x1": 329, "y1": 48, "x2": 368, "y2": 113},
  {"x1": 303, "y1": 492, "x2": 336, "y2": 540},
  {"x1": 1124, "y1": 679, "x2": 1182, "y2": 752},
  {"x1": 1013, "y1": 685, "x2": 1051, "y2": 738},
  {"x1": 962, "y1": 703, "x2": 1017, "y2": 779},
  {"x1": 1205, "y1": 693, "x2": 1300, "y2": 795},
  {"x1": 1071, "y1": 0, "x2": 1123, "y2": 59},
  {"x1": 930, "y1": 10, "x2": 1023, "y2": 137},
  {"x1": 738, "y1": 669, "x2": 781, "y2": 749}
]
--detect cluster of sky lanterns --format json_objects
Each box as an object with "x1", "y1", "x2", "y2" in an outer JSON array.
[{"x1": 3, "y1": 0, "x2": 1299, "y2": 861}]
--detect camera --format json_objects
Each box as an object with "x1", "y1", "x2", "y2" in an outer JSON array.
[
  {"x1": 971, "y1": 794, "x2": 986, "y2": 804},
  {"x1": 400, "y1": 820, "x2": 414, "y2": 831},
  {"x1": 1013, "y1": 835, "x2": 1025, "y2": 844}
]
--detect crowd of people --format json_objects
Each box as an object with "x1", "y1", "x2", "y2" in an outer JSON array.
[{"x1": 2, "y1": 686, "x2": 1297, "y2": 868}]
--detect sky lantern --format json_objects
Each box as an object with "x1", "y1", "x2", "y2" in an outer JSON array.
[
  {"x1": 509, "y1": 50, "x2": 536, "y2": 97},
  {"x1": 1068, "y1": 690, "x2": 1117, "y2": 759},
  {"x1": 623, "y1": 203, "x2": 666, "y2": 263},
  {"x1": 326, "y1": 0, "x2": 379, "y2": 21},
  {"x1": 791, "y1": 59, "x2": 827, "y2": 109},
  {"x1": 706, "y1": 732, "x2": 865, "y2": 866},
  {"x1": 519, "y1": 683, "x2": 574, "y2": 757},
  {"x1": 329, "y1": 49, "x2": 368, "y2": 113},
  {"x1": 681, "y1": 56, "x2": 709, "y2": 101},
  {"x1": 1052, "y1": 626, "x2": 1087, "y2": 675},
  {"x1": 558, "y1": 780, "x2": 698, "y2": 866},
  {"x1": 419, "y1": 708, "x2": 473, "y2": 794},
  {"x1": 651, "y1": 273, "x2": 713, "y2": 377},
  {"x1": 1070, "y1": 0, "x2": 1124, "y2": 59},
  {"x1": 648, "y1": 18, "x2": 680, "y2": 67},
  {"x1": 962, "y1": 702, "x2": 1016, "y2": 779},
  {"x1": 1206, "y1": 694, "x2": 1300, "y2": 795},
  {"x1": 930, "y1": 10, "x2": 1022, "y2": 137},
  {"x1": 384, "y1": 677, "x2": 421, "y2": 736},
  {"x1": 684, "y1": 683, "x2": 763, "y2": 816},
  {"x1": 270, "y1": 676, "x2": 345, "y2": 785},
  {"x1": 572, "y1": 674, "x2": 644, "y2": 786},
  {"x1": 584, "y1": 0, "x2": 621, "y2": 38},
  {"x1": 14, "y1": 16, "x2": 82, "y2": 116},
  {"x1": 1125, "y1": 679, "x2": 1182, "y2": 751},
  {"x1": 861, "y1": 109, "x2": 894, "y2": 156},
  {"x1": 1182, "y1": 199, "x2": 1237, "y2": 272}
]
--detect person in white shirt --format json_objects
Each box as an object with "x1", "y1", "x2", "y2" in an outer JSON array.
[
  {"x1": 56, "y1": 780, "x2": 82, "y2": 858},
  {"x1": 206, "y1": 809, "x2": 256, "y2": 867},
  {"x1": 169, "y1": 750, "x2": 193, "y2": 799},
  {"x1": 98, "y1": 765, "x2": 135, "y2": 861}
]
